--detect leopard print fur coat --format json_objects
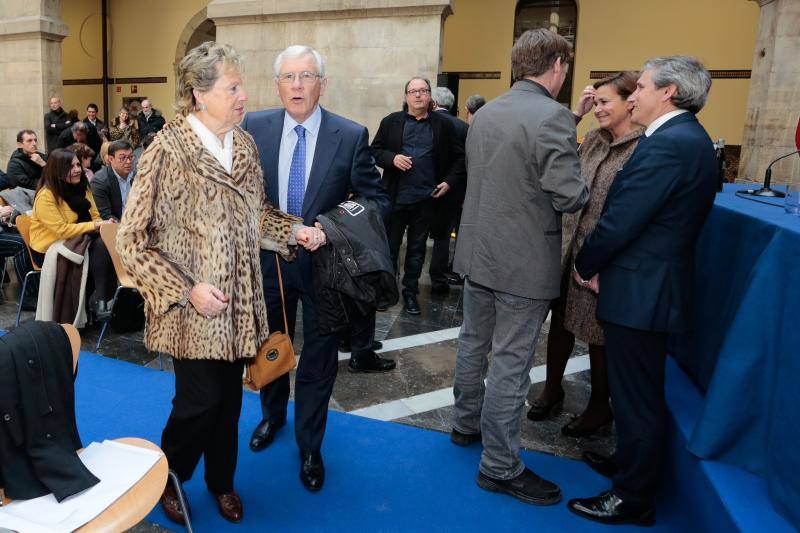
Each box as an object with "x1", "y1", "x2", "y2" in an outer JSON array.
[{"x1": 117, "y1": 113, "x2": 302, "y2": 361}]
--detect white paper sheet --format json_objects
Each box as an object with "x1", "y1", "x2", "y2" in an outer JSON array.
[{"x1": 0, "y1": 440, "x2": 162, "y2": 533}]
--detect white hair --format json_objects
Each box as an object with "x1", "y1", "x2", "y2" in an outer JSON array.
[
  {"x1": 432, "y1": 87, "x2": 455, "y2": 109},
  {"x1": 273, "y1": 45, "x2": 326, "y2": 78}
]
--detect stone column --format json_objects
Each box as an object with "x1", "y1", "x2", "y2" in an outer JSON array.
[
  {"x1": 208, "y1": 0, "x2": 452, "y2": 139},
  {"x1": 0, "y1": 0, "x2": 68, "y2": 165},
  {"x1": 740, "y1": 0, "x2": 800, "y2": 184}
]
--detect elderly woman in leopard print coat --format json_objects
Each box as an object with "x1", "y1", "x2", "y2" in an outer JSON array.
[{"x1": 117, "y1": 42, "x2": 325, "y2": 525}]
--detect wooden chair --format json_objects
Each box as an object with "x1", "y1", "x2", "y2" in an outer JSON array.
[
  {"x1": 95, "y1": 223, "x2": 138, "y2": 352},
  {"x1": 13, "y1": 215, "x2": 42, "y2": 326},
  {"x1": 1, "y1": 324, "x2": 175, "y2": 532}
]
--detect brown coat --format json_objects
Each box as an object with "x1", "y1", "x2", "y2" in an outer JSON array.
[
  {"x1": 561, "y1": 126, "x2": 642, "y2": 345},
  {"x1": 117, "y1": 114, "x2": 301, "y2": 362}
]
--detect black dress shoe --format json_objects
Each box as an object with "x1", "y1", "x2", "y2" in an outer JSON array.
[
  {"x1": 431, "y1": 283, "x2": 450, "y2": 295},
  {"x1": 568, "y1": 490, "x2": 655, "y2": 526},
  {"x1": 446, "y1": 273, "x2": 464, "y2": 286},
  {"x1": 339, "y1": 339, "x2": 383, "y2": 353},
  {"x1": 526, "y1": 388, "x2": 565, "y2": 421},
  {"x1": 561, "y1": 412, "x2": 614, "y2": 438},
  {"x1": 449, "y1": 428, "x2": 481, "y2": 447},
  {"x1": 249, "y1": 419, "x2": 285, "y2": 451},
  {"x1": 348, "y1": 352, "x2": 396, "y2": 373},
  {"x1": 403, "y1": 293, "x2": 421, "y2": 315},
  {"x1": 476, "y1": 467, "x2": 561, "y2": 505},
  {"x1": 581, "y1": 451, "x2": 618, "y2": 479},
  {"x1": 300, "y1": 450, "x2": 325, "y2": 492}
]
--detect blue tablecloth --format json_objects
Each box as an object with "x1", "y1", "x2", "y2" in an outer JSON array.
[{"x1": 672, "y1": 183, "x2": 800, "y2": 528}]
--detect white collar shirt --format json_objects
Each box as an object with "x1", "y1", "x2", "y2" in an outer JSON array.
[
  {"x1": 645, "y1": 109, "x2": 688, "y2": 137},
  {"x1": 186, "y1": 112, "x2": 234, "y2": 173},
  {"x1": 278, "y1": 105, "x2": 322, "y2": 213},
  {"x1": 111, "y1": 167, "x2": 134, "y2": 211}
]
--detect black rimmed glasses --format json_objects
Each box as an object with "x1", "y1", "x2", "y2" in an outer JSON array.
[
  {"x1": 277, "y1": 71, "x2": 322, "y2": 84},
  {"x1": 406, "y1": 88, "x2": 431, "y2": 96}
]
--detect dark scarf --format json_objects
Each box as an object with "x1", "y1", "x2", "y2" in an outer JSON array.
[{"x1": 61, "y1": 182, "x2": 91, "y2": 223}]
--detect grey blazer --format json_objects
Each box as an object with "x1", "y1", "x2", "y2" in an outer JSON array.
[{"x1": 453, "y1": 80, "x2": 588, "y2": 300}]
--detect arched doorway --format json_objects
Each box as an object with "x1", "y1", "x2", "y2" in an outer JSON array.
[
  {"x1": 514, "y1": 0, "x2": 578, "y2": 105},
  {"x1": 174, "y1": 8, "x2": 217, "y2": 66}
]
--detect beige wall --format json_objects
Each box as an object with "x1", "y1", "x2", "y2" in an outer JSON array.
[
  {"x1": 61, "y1": 0, "x2": 210, "y2": 121},
  {"x1": 210, "y1": 0, "x2": 451, "y2": 140},
  {"x1": 442, "y1": 0, "x2": 759, "y2": 145},
  {"x1": 442, "y1": 0, "x2": 516, "y2": 114},
  {"x1": 0, "y1": 0, "x2": 68, "y2": 166}
]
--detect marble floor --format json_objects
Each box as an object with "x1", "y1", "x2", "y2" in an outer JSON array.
[{"x1": 0, "y1": 241, "x2": 614, "y2": 532}]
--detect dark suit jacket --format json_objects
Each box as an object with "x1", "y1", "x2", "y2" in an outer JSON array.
[
  {"x1": 82, "y1": 118, "x2": 107, "y2": 154},
  {"x1": 370, "y1": 109, "x2": 465, "y2": 204},
  {"x1": 434, "y1": 109, "x2": 469, "y2": 204},
  {"x1": 241, "y1": 107, "x2": 389, "y2": 283},
  {"x1": 0, "y1": 321, "x2": 99, "y2": 501},
  {"x1": 575, "y1": 112, "x2": 718, "y2": 332},
  {"x1": 90, "y1": 166, "x2": 127, "y2": 220}
]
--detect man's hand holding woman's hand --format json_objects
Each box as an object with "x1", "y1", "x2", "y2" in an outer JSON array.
[
  {"x1": 295, "y1": 223, "x2": 327, "y2": 252},
  {"x1": 189, "y1": 282, "x2": 229, "y2": 318}
]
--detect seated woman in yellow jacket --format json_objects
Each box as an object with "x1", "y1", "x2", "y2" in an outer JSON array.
[{"x1": 30, "y1": 148, "x2": 117, "y2": 319}]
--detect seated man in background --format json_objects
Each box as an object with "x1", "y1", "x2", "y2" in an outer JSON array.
[
  {"x1": 6, "y1": 130, "x2": 47, "y2": 190},
  {"x1": 56, "y1": 122, "x2": 88, "y2": 150},
  {"x1": 90, "y1": 140, "x2": 134, "y2": 221}
]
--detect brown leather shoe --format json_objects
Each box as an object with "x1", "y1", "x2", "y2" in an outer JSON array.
[
  {"x1": 214, "y1": 491, "x2": 243, "y2": 523},
  {"x1": 160, "y1": 484, "x2": 187, "y2": 525}
]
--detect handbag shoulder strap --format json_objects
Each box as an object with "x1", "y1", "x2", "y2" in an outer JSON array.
[{"x1": 274, "y1": 254, "x2": 289, "y2": 333}]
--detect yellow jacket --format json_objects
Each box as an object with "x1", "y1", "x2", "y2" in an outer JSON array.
[{"x1": 30, "y1": 187, "x2": 100, "y2": 253}]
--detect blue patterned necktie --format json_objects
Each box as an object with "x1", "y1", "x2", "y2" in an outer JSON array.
[{"x1": 287, "y1": 124, "x2": 306, "y2": 217}]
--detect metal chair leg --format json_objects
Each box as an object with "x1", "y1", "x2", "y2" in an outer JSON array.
[
  {"x1": 167, "y1": 469, "x2": 194, "y2": 533},
  {"x1": 15, "y1": 271, "x2": 34, "y2": 326},
  {"x1": 94, "y1": 285, "x2": 123, "y2": 352}
]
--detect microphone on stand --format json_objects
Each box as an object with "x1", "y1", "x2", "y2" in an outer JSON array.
[{"x1": 742, "y1": 149, "x2": 799, "y2": 198}]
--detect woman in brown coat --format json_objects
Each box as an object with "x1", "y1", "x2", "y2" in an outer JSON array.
[
  {"x1": 117, "y1": 41, "x2": 324, "y2": 525},
  {"x1": 528, "y1": 72, "x2": 643, "y2": 438}
]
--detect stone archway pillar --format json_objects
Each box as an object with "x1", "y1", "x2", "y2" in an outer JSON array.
[
  {"x1": 0, "y1": 1, "x2": 68, "y2": 165},
  {"x1": 740, "y1": 0, "x2": 800, "y2": 184},
  {"x1": 207, "y1": 0, "x2": 452, "y2": 138}
]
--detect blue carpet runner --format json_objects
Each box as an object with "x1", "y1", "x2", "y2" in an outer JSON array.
[{"x1": 73, "y1": 351, "x2": 751, "y2": 532}]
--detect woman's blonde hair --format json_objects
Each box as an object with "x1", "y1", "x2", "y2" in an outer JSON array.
[{"x1": 174, "y1": 41, "x2": 243, "y2": 116}]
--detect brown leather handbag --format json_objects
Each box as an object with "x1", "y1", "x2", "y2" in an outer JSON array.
[{"x1": 243, "y1": 256, "x2": 296, "y2": 391}]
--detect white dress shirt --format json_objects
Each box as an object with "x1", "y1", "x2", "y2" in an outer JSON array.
[
  {"x1": 186, "y1": 113, "x2": 234, "y2": 173},
  {"x1": 645, "y1": 109, "x2": 688, "y2": 137},
  {"x1": 112, "y1": 167, "x2": 134, "y2": 211},
  {"x1": 278, "y1": 105, "x2": 322, "y2": 213}
]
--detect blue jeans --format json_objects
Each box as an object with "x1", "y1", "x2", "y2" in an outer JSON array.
[{"x1": 453, "y1": 277, "x2": 550, "y2": 479}]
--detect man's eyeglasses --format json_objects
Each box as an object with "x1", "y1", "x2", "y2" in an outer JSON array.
[
  {"x1": 277, "y1": 71, "x2": 322, "y2": 84},
  {"x1": 116, "y1": 155, "x2": 135, "y2": 162},
  {"x1": 406, "y1": 88, "x2": 431, "y2": 96}
]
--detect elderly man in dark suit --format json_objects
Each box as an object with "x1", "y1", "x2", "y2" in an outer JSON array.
[
  {"x1": 90, "y1": 140, "x2": 134, "y2": 221},
  {"x1": 568, "y1": 56, "x2": 717, "y2": 526},
  {"x1": 242, "y1": 45, "x2": 390, "y2": 492},
  {"x1": 450, "y1": 29, "x2": 588, "y2": 506},
  {"x1": 371, "y1": 77, "x2": 465, "y2": 315},
  {"x1": 428, "y1": 86, "x2": 469, "y2": 293}
]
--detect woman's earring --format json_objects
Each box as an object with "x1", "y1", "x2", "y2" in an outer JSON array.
[{"x1": 196, "y1": 103, "x2": 207, "y2": 111}]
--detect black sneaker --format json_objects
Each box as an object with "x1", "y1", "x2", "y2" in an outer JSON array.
[{"x1": 476, "y1": 467, "x2": 561, "y2": 505}]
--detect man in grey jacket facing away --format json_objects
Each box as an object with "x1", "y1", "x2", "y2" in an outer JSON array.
[{"x1": 450, "y1": 28, "x2": 588, "y2": 505}]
